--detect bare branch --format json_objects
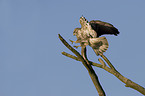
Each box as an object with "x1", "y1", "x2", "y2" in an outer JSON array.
[
  {"x1": 62, "y1": 52, "x2": 80, "y2": 61},
  {"x1": 59, "y1": 34, "x2": 145, "y2": 95},
  {"x1": 62, "y1": 50, "x2": 145, "y2": 95},
  {"x1": 62, "y1": 51, "x2": 102, "y2": 68},
  {"x1": 98, "y1": 54, "x2": 145, "y2": 95},
  {"x1": 59, "y1": 34, "x2": 106, "y2": 96}
]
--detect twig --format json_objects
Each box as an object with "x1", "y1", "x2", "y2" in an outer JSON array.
[
  {"x1": 62, "y1": 51, "x2": 103, "y2": 68},
  {"x1": 61, "y1": 51, "x2": 103, "y2": 68},
  {"x1": 62, "y1": 52, "x2": 80, "y2": 61}
]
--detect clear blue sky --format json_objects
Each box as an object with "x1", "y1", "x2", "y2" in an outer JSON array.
[{"x1": 0, "y1": 0, "x2": 145, "y2": 96}]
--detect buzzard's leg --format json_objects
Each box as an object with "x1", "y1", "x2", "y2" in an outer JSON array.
[{"x1": 73, "y1": 40, "x2": 89, "y2": 49}]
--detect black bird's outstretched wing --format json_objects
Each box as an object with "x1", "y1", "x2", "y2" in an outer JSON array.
[{"x1": 89, "y1": 20, "x2": 119, "y2": 37}]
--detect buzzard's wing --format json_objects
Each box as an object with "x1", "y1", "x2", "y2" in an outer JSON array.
[
  {"x1": 89, "y1": 20, "x2": 119, "y2": 37},
  {"x1": 89, "y1": 37, "x2": 109, "y2": 56}
]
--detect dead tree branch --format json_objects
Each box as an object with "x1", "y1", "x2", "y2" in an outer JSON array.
[
  {"x1": 59, "y1": 34, "x2": 106, "y2": 96},
  {"x1": 61, "y1": 50, "x2": 145, "y2": 95},
  {"x1": 99, "y1": 54, "x2": 145, "y2": 95}
]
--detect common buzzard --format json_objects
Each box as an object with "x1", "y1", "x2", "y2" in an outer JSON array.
[{"x1": 70, "y1": 16, "x2": 119, "y2": 55}]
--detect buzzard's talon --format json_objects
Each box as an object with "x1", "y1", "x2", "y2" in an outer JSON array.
[
  {"x1": 69, "y1": 40, "x2": 74, "y2": 44},
  {"x1": 74, "y1": 45, "x2": 81, "y2": 48}
]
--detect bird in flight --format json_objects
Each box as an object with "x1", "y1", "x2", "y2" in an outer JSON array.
[{"x1": 70, "y1": 16, "x2": 119, "y2": 55}]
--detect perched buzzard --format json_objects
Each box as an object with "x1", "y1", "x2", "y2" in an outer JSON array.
[{"x1": 70, "y1": 16, "x2": 119, "y2": 55}]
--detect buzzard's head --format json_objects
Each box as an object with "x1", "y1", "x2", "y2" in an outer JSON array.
[{"x1": 73, "y1": 28, "x2": 81, "y2": 36}]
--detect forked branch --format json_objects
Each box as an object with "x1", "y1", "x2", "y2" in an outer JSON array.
[
  {"x1": 59, "y1": 34, "x2": 106, "y2": 96},
  {"x1": 59, "y1": 34, "x2": 145, "y2": 95}
]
